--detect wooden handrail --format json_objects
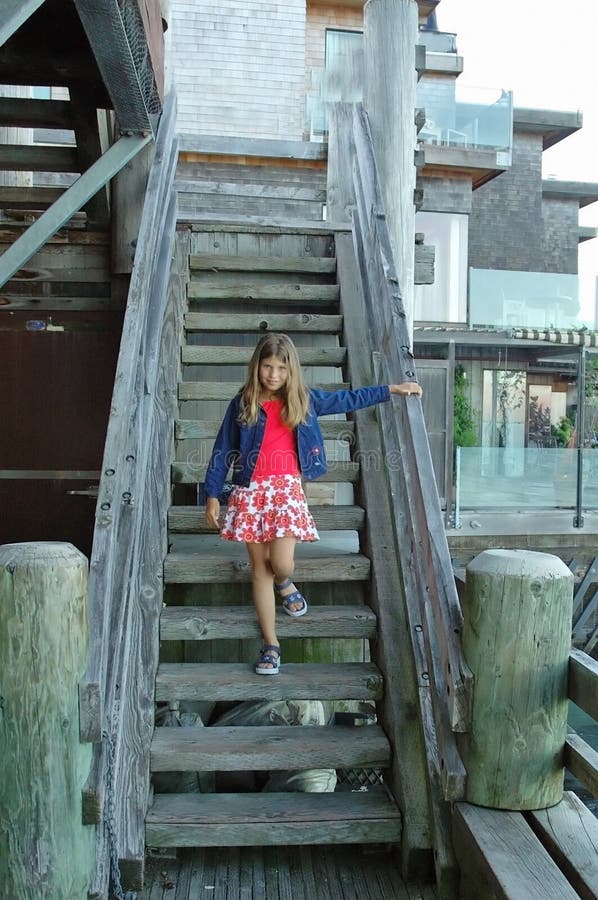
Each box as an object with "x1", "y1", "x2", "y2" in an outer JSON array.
[
  {"x1": 79, "y1": 91, "x2": 183, "y2": 895},
  {"x1": 351, "y1": 103, "x2": 472, "y2": 800}
]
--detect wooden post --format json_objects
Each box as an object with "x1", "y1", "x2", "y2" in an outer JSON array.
[
  {"x1": 459, "y1": 549, "x2": 573, "y2": 809},
  {"x1": 0, "y1": 542, "x2": 95, "y2": 899},
  {"x1": 363, "y1": 0, "x2": 418, "y2": 337}
]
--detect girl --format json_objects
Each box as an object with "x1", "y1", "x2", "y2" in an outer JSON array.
[{"x1": 204, "y1": 333, "x2": 422, "y2": 675}]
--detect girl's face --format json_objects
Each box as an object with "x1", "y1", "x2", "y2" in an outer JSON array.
[{"x1": 259, "y1": 355, "x2": 288, "y2": 394}]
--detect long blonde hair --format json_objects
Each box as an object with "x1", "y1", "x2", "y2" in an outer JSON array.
[{"x1": 239, "y1": 333, "x2": 309, "y2": 427}]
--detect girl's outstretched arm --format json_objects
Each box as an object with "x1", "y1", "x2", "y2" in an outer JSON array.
[
  {"x1": 389, "y1": 382, "x2": 422, "y2": 397},
  {"x1": 205, "y1": 497, "x2": 220, "y2": 529}
]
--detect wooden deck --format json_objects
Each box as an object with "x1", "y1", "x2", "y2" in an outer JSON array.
[{"x1": 139, "y1": 845, "x2": 437, "y2": 899}]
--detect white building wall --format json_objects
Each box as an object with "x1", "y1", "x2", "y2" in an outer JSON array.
[{"x1": 168, "y1": 0, "x2": 307, "y2": 139}]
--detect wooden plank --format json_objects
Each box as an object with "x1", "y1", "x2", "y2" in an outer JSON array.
[
  {"x1": 178, "y1": 380, "x2": 350, "y2": 401},
  {"x1": 155, "y1": 662, "x2": 383, "y2": 703},
  {"x1": 151, "y1": 724, "x2": 390, "y2": 772},
  {"x1": 187, "y1": 216, "x2": 350, "y2": 234},
  {"x1": 146, "y1": 790, "x2": 401, "y2": 848},
  {"x1": 452, "y1": 803, "x2": 581, "y2": 900},
  {"x1": 175, "y1": 418, "x2": 353, "y2": 440},
  {"x1": 569, "y1": 648, "x2": 598, "y2": 720},
  {"x1": 0, "y1": 133, "x2": 152, "y2": 290},
  {"x1": 0, "y1": 145, "x2": 79, "y2": 173},
  {"x1": 176, "y1": 180, "x2": 326, "y2": 202},
  {"x1": 526, "y1": 791, "x2": 598, "y2": 900},
  {"x1": 188, "y1": 282, "x2": 340, "y2": 302},
  {"x1": 172, "y1": 459, "x2": 359, "y2": 485},
  {"x1": 189, "y1": 254, "x2": 336, "y2": 274},
  {"x1": 159, "y1": 604, "x2": 376, "y2": 641},
  {"x1": 168, "y1": 503, "x2": 364, "y2": 533},
  {"x1": 184, "y1": 312, "x2": 342, "y2": 335},
  {"x1": 0, "y1": 97, "x2": 72, "y2": 129},
  {"x1": 564, "y1": 730, "x2": 598, "y2": 796},
  {"x1": 163, "y1": 551, "x2": 370, "y2": 584},
  {"x1": 181, "y1": 345, "x2": 346, "y2": 367}
]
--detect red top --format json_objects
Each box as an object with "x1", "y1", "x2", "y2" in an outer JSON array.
[{"x1": 253, "y1": 400, "x2": 300, "y2": 477}]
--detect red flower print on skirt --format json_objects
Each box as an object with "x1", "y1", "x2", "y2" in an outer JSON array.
[{"x1": 220, "y1": 474, "x2": 319, "y2": 544}]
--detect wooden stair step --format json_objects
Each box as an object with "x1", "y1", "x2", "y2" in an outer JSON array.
[
  {"x1": 155, "y1": 662, "x2": 383, "y2": 702},
  {"x1": 172, "y1": 458, "x2": 359, "y2": 485},
  {"x1": 150, "y1": 724, "x2": 390, "y2": 772},
  {"x1": 187, "y1": 282, "x2": 340, "y2": 302},
  {"x1": 146, "y1": 789, "x2": 402, "y2": 848},
  {"x1": 0, "y1": 144, "x2": 79, "y2": 173},
  {"x1": 0, "y1": 97, "x2": 73, "y2": 129},
  {"x1": 164, "y1": 552, "x2": 370, "y2": 584},
  {"x1": 189, "y1": 254, "x2": 336, "y2": 275},
  {"x1": 178, "y1": 380, "x2": 350, "y2": 400},
  {"x1": 160, "y1": 604, "x2": 376, "y2": 641},
  {"x1": 187, "y1": 216, "x2": 347, "y2": 235},
  {"x1": 184, "y1": 312, "x2": 343, "y2": 334},
  {"x1": 182, "y1": 345, "x2": 346, "y2": 367},
  {"x1": 168, "y1": 503, "x2": 365, "y2": 533},
  {"x1": 0, "y1": 186, "x2": 65, "y2": 209},
  {"x1": 175, "y1": 418, "x2": 354, "y2": 441},
  {"x1": 177, "y1": 179, "x2": 326, "y2": 203}
]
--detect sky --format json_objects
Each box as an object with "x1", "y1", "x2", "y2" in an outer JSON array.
[{"x1": 436, "y1": 0, "x2": 598, "y2": 324}]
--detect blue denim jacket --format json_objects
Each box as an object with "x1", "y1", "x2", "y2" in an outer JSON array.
[{"x1": 204, "y1": 385, "x2": 391, "y2": 499}]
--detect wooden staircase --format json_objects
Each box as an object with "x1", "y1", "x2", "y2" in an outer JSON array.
[{"x1": 145, "y1": 223, "x2": 404, "y2": 850}]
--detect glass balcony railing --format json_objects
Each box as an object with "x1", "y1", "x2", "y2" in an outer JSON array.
[
  {"x1": 417, "y1": 29, "x2": 457, "y2": 53},
  {"x1": 468, "y1": 268, "x2": 590, "y2": 330},
  {"x1": 416, "y1": 84, "x2": 513, "y2": 155},
  {"x1": 455, "y1": 447, "x2": 598, "y2": 511}
]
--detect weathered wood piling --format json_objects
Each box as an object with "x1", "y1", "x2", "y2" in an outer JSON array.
[
  {"x1": 459, "y1": 548, "x2": 573, "y2": 809},
  {"x1": 0, "y1": 542, "x2": 94, "y2": 899}
]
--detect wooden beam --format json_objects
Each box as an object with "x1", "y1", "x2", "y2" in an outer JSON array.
[
  {"x1": 568, "y1": 648, "x2": 598, "y2": 720},
  {"x1": 564, "y1": 730, "x2": 598, "y2": 797},
  {"x1": 0, "y1": 0, "x2": 47, "y2": 48},
  {"x1": 0, "y1": 132, "x2": 151, "y2": 290},
  {"x1": 69, "y1": 88, "x2": 110, "y2": 226},
  {"x1": 0, "y1": 97, "x2": 72, "y2": 129}
]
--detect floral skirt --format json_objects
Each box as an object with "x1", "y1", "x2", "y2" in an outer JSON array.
[{"x1": 220, "y1": 474, "x2": 319, "y2": 544}]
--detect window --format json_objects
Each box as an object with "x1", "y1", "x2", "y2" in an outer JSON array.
[
  {"x1": 415, "y1": 211, "x2": 468, "y2": 322},
  {"x1": 323, "y1": 29, "x2": 364, "y2": 102}
]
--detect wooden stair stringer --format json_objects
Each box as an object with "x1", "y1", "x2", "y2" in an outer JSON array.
[{"x1": 334, "y1": 231, "x2": 438, "y2": 880}]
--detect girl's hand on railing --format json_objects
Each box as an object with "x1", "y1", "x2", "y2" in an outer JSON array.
[
  {"x1": 390, "y1": 382, "x2": 422, "y2": 397},
  {"x1": 205, "y1": 497, "x2": 221, "y2": 529}
]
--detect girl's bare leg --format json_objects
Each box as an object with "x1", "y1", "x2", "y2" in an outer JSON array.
[
  {"x1": 269, "y1": 537, "x2": 304, "y2": 613},
  {"x1": 246, "y1": 542, "x2": 278, "y2": 666}
]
